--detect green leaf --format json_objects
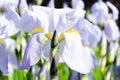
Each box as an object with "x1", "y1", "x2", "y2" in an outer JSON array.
[
  {"x1": 58, "y1": 63, "x2": 70, "y2": 80},
  {"x1": 8, "y1": 70, "x2": 27, "y2": 80},
  {"x1": 92, "y1": 66, "x2": 104, "y2": 80}
]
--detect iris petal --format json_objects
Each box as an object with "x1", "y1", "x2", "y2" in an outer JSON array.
[
  {"x1": 0, "y1": 8, "x2": 20, "y2": 38},
  {"x1": 0, "y1": 44, "x2": 8, "y2": 74},
  {"x1": 20, "y1": 10, "x2": 41, "y2": 32},
  {"x1": 74, "y1": 19, "x2": 101, "y2": 48},
  {"x1": 104, "y1": 20, "x2": 119, "y2": 41},
  {"x1": 20, "y1": 33, "x2": 42, "y2": 69},
  {"x1": 62, "y1": 32, "x2": 95, "y2": 73}
]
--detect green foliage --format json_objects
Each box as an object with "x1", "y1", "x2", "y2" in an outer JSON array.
[
  {"x1": 58, "y1": 63, "x2": 70, "y2": 80},
  {"x1": 8, "y1": 70, "x2": 27, "y2": 80},
  {"x1": 92, "y1": 66, "x2": 104, "y2": 80}
]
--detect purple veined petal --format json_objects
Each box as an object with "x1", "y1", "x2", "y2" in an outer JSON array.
[
  {"x1": 20, "y1": 33, "x2": 43, "y2": 69},
  {"x1": 73, "y1": 18, "x2": 101, "y2": 48},
  {"x1": 91, "y1": 0, "x2": 108, "y2": 14},
  {"x1": 0, "y1": 44, "x2": 8, "y2": 74},
  {"x1": 106, "y1": 1, "x2": 119, "y2": 20},
  {"x1": 8, "y1": 52, "x2": 18, "y2": 75},
  {"x1": 72, "y1": 0, "x2": 85, "y2": 9},
  {"x1": 62, "y1": 33, "x2": 95, "y2": 74},
  {"x1": 20, "y1": 10, "x2": 41, "y2": 32},
  {"x1": 0, "y1": 8, "x2": 20, "y2": 38},
  {"x1": 104, "y1": 20, "x2": 119, "y2": 41}
]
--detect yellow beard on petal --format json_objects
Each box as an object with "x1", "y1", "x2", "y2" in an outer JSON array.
[
  {"x1": 28, "y1": 27, "x2": 44, "y2": 35},
  {"x1": 0, "y1": 38, "x2": 6, "y2": 47},
  {"x1": 66, "y1": 29, "x2": 81, "y2": 39}
]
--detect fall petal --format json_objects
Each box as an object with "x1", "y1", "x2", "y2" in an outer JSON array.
[
  {"x1": 62, "y1": 33, "x2": 94, "y2": 74},
  {"x1": 20, "y1": 33, "x2": 42, "y2": 69}
]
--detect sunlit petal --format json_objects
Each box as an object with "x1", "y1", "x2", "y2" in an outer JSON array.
[{"x1": 62, "y1": 33, "x2": 95, "y2": 73}]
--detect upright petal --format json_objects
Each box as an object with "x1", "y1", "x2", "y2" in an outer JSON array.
[
  {"x1": 0, "y1": 8, "x2": 20, "y2": 38},
  {"x1": 20, "y1": 33, "x2": 42, "y2": 69},
  {"x1": 73, "y1": 19, "x2": 101, "y2": 48},
  {"x1": 62, "y1": 32, "x2": 95, "y2": 74},
  {"x1": 72, "y1": 0, "x2": 84, "y2": 9},
  {"x1": 106, "y1": 1, "x2": 119, "y2": 20},
  {"x1": 32, "y1": 6, "x2": 52, "y2": 32},
  {"x1": 47, "y1": 0, "x2": 54, "y2": 8},
  {"x1": 88, "y1": 0, "x2": 109, "y2": 24},
  {"x1": 20, "y1": 10, "x2": 41, "y2": 32},
  {"x1": 91, "y1": 0, "x2": 108, "y2": 14},
  {"x1": 104, "y1": 20, "x2": 119, "y2": 41}
]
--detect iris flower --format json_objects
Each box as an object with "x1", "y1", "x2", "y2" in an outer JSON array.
[
  {"x1": 0, "y1": 38, "x2": 18, "y2": 75},
  {"x1": 20, "y1": 6, "x2": 96, "y2": 74},
  {"x1": 87, "y1": 0, "x2": 119, "y2": 41},
  {"x1": 0, "y1": 7, "x2": 20, "y2": 75},
  {"x1": 72, "y1": 0, "x2": 86, "y2": 18},
  {"x1": 0, "y1": 8, "x2": 20, "y2": 38}
]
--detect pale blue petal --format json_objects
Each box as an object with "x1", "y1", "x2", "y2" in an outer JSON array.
[
  {"x1": 88, "y1": 0, "x2": 109, "y2": 24},
  {"x1": 32, "y1": 6, "x2": 51, "y2": 32},
  {"x1": 5, "y1": 38, "x2": 16, "y2": 51},
  {"x1": 72, "y1": 0, "x2": 85, "y2": 9},
  {"x1": 20, "y1": 33, "x2": 42, "y2": 69},
  {"x1": 106, "y1": 1, "x2": 119, "y2": 20},
  {"x1": 104, "y1": 20, "x2": 119, "y2": 41},
  {"x1": 91, "y1": 1, "x2": 108, "y2": 14},
  {"x1": 0, "y1": 8, "x2": 20, "y2": 38},
  {"x1": 20, "y1": 10, "x2": 41, "y2": 32},
  {"x1": 0, "y1": 0, "x2": 18, "y2": 9},
  {"x1": 74, "y1": 19, "x2": 101, "y2": 47},
  {"x1": 87, "y1": 11, "x2": 107, "y2": 24},
  {"x1": 8, "y1": 52, "x2": 18, "y2": 75},
  {"x1": 41, "y1": 39, "x2": 51, "y2": 61},
  {"x1": 54, "y1": 8, "x2": 74, "y2": 25},
  {"x1": 47, "y1": 0, "x2": 54, "y2": 8},
  {"x1": 0, "y1": 45, "x2": 8, "y2": 74},
  {"x1": 62, "y1": 33, "x2": 95, "y2": 74},
  {"x1": 32, "y1": 6, "x2": 55, "y2": 32}
]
